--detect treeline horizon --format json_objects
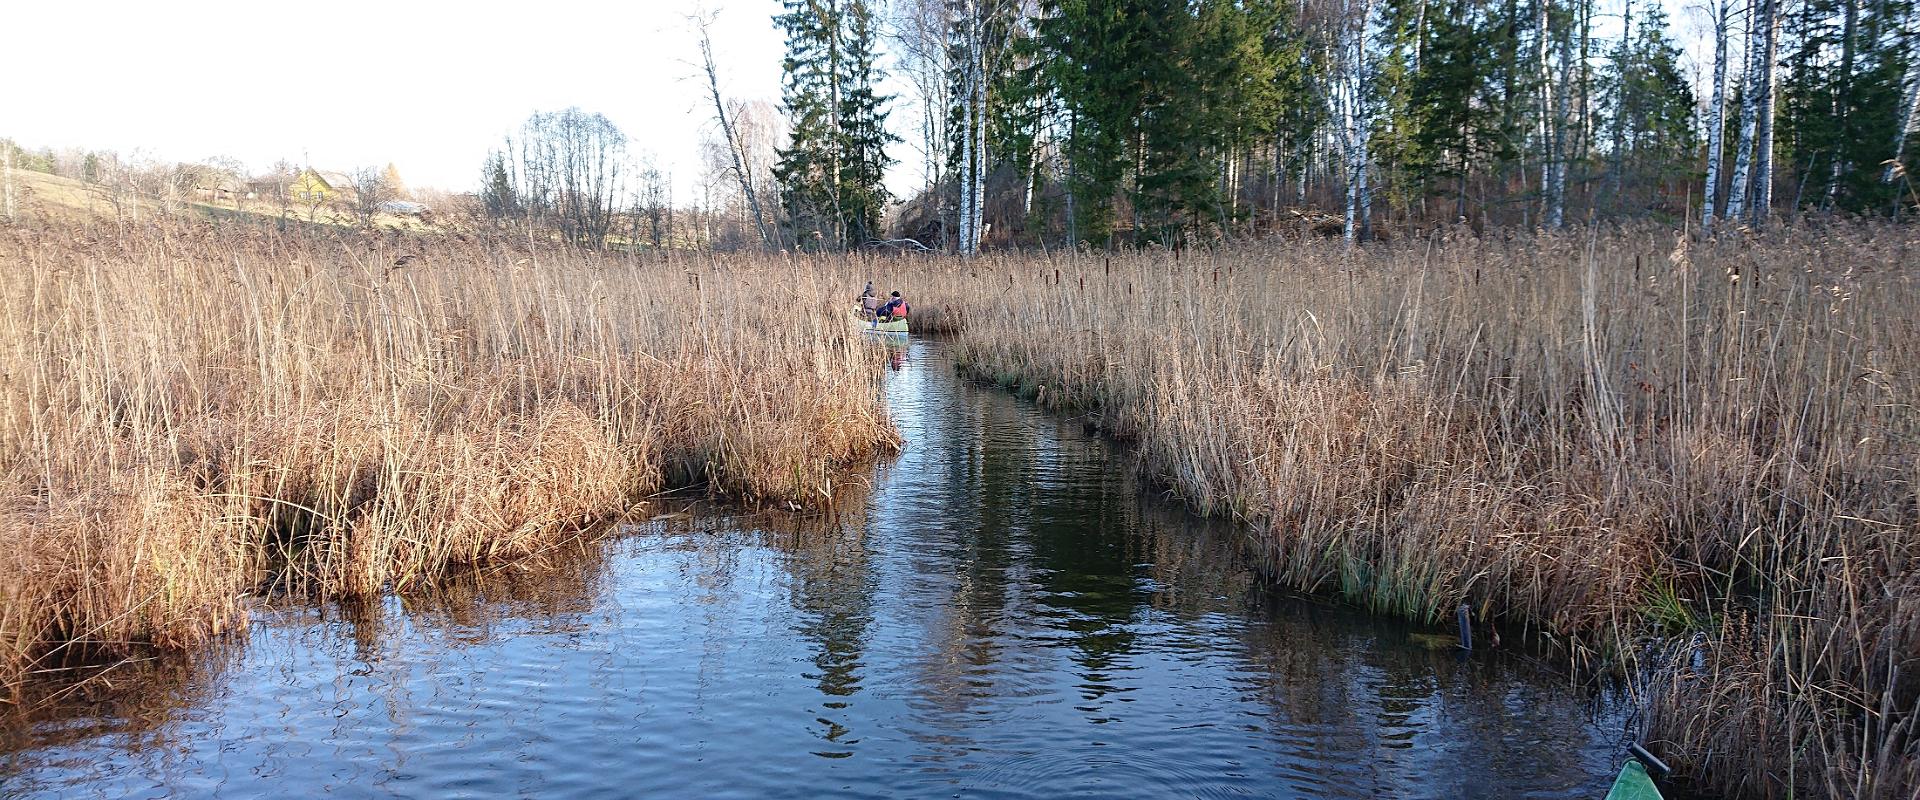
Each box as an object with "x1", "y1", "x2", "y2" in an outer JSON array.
[
  {"x1": 450, "y1": 0, "x2": 1920, "y2": 250},
  {"x1": 6, "y1": 0, "x2": 1917, "y2": 250}
]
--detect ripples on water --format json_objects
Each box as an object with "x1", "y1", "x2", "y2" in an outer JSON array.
[{"x1": 0, "y1": 341, "x2": 1636, "y2": 799}]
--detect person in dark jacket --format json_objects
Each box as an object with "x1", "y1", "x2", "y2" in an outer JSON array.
[{"x1": 877, "y1": 291, "x2": 909, "y2": 322}]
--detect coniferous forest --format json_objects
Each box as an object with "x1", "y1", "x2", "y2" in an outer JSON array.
[{"x1": 772, "y1": 0, "x2": 1919, "y2": 250}]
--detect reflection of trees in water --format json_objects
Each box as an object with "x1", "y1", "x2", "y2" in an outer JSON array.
[
  {"x1": 1229, "y1": 596, "x2": 1618, "y2": 795},
  {"x1": 776, "y1": 520, "x2": 876, "y2": 755},
  {"x1": 0, "y1": 528, "x2": 620, "y2": 781},
  {"x1": 1126, "y1": 500, "x2": 1259, "y2": 615},
  {"x1": 666, "y1": 484, "x2": 884, "y2": 755}
]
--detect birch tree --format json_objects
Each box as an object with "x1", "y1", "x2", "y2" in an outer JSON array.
[
  {"x1": 1748, "y1": 0, "x2": 1780, "y2": 224},
  {"x1": 955, "y1": 0, "x2": 989, "y2": 255},
  {"x1": 1885, "y1": 7, "x2": 1920, "y2": 184},
  {"x1": 1701, "y1": 0, "x2": 1734, "y2": 230},
  {"x1": 1726, "y1": 0, "x2": 1762, "y2": 222},
  {"x1": 1334, "y1": 0, "x2": 1379, "y2": 241}
]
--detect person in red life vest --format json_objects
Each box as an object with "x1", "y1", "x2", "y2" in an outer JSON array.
[{"x1": 877, "y1": 291, "x2": 909, "y2": 322}]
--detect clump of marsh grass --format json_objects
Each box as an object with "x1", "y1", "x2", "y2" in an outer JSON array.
[
  {"x1": 898, "y1": 223, "x2": 1917, "y2": 799},
  {"x1": 0, "y1": 218, "x2": 899, "y2": 694}
]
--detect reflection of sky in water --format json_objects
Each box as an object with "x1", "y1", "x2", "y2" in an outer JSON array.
[{"x1": 0, "y1": 340, "x2": 1636, "y2": 800}]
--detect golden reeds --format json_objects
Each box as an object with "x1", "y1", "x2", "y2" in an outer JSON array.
[
  {"x1": 0, "y1": 218, "x2": 898, "y2": 694},
  {"x1": 873, "y1": 224, "x2": 1917, "y2": 799},
  {"x1": 3, "y1": 212, "x2": 1913, "y2": 797}
]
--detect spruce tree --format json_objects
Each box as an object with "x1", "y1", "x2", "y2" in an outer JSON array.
[
  {"x1": 776, "y1": 0, "x2": 842, "y2": 248},
  {"x1": 838, "y1": 0, "x2": 895, "y2": 245}
]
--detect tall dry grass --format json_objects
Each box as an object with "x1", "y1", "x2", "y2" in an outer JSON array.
[
  {"x1": 0, "y1": 218, "x2": 898, "y2": 694},
  {"x1": 876, "y1": 224, "x2": 1918, "y2": 799}
]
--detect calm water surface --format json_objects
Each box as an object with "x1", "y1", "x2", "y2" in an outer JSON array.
[{"x1": 1, "y1": 340, "x2": 1638, "y2": 798}]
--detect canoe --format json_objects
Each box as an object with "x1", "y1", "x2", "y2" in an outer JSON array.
[
  {"x1": 1602, "y1": 760, "x2": 1664, "y2": 800},
  {"x1": 853, "y1": 314, "x2": 909, "y2": 335}
]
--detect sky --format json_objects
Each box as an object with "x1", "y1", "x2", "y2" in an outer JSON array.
[
  {"x1": 0, "y1": 0, "x2": 817, "y2": 198},
  {"x1": 3, "y1": 0, "x2": 1714, "y2": 201}
]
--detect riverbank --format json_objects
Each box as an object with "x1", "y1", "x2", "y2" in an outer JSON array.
[
  {"x1": 884, "y1": 224, "x2": 1917, "y2": 800},
  {"x1": 0, "y1": 220, "x2": 899, "y2": 693}
]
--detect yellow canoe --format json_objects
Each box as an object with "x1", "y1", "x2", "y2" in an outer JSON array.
[{"x1": 852, "y1": 313, "x2": 909, "y2": 335}]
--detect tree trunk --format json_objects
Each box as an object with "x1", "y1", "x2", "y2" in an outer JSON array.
[
  {"x1": 1727, "y1": 0, "x2": 1761, "y2": 222},
  {"x1": 955, "y1": 1, "x2": 989, "y2": 257},
  {"x1": 958, "y1": 45, "x2": 976, "y2": 255},
  {"x1": 1885, "y1": 7, "x2": 1920, "y2": 184},
  {"x1": 697, "y1": 18, "x2": 776, "y2": 249},
  {"x1": 971, "y1": 27, "x2": 988, "y2": 252},
  {"x1": 826, "y1": 0, "x2": 846, "y2": 247},
  {"x1": 1066, "y1": 111, "x2": 1080, "y2": 247},
  {"x1": 1548, "y1": 3, "x2": 1573, "y2": 228},
  {"x1": 1750, "y1": 0, "x2": 1779, "y2": 225},
  {"x1": 1536, "y1": 0, "x2": 1553, "y2": 223},
  {"x1": 1607, "y1": 0, "x2": 1632, "y2": 209},
  {"x1": 1702, "y1": 0, "x2": 1730, "y2": 232},
  {"x1": 1340, "y1": 0, "x2": 1375, "y2": 242},
  {"x1": 1825, "y1": 0, "x2": 1858, "y2": 206}
]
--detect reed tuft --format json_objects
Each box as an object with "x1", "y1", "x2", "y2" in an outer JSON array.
[{"x1": 0, "y1": 218, "x2": 898, "y2": 693}]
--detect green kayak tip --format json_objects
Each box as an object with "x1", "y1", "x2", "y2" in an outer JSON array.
[{"x1": 1603, "y1": 759, "x2": 1665, "y2": 800}]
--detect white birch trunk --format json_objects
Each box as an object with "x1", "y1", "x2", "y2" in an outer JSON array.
[
  {"x1": 955, "y1": 1, "x2": 989, "y2": 257},
  {"x1": 1536, "y1": 0, "x2": 1553, "y2": 219},
  {"x1": 1340, "y1": 49, "x2": 1359, "y2": 242},
  {"x1": 958, "y1": 68, "x2": 975, "y2": 253},
  {"x1": 1339, "y1": 0, "x2": 1375, "y2": 242},
  {"x1": 971, "y1": 31, "x2": 987, "y2": 252},
  {"x1": 1702, "y1": 0, "x2": 1730, "y2": 231},
  {"x1": 956, "y1": 2, "x2": 976, "y2": 255},
  {"x1": 1726, "y1": 0, "x2": 1760, "y2": 222},
  {"x1": 1885, "y1": 13, "x2": 1920, "y2": 184},
  {"x1": 1750, "y1": 0, "x2": 1778, "y2": 225}
]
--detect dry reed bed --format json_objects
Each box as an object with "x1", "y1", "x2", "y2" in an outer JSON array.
[
  {"x1": 0, "y1": 220, "x2": 898, "y2": 695},
  {"x1": 883, "y1": 225, "x2": 1917, "y2": 799}
]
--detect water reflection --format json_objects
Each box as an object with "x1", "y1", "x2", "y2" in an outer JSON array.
[{"x1": 0, "y1": 340, "x2": 1635, "y2": 799}]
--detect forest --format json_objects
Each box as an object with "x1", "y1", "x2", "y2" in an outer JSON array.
[
  {"x1": 5, "y1": 0, "x2": 1915, "y2": 251},
  {"x1": 704, "y1": 0, "x2": 1918, "y2": 250}
]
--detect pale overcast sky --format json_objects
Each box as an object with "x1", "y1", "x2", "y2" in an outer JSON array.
[
  {"x1": 3, "y1": 0, "x2": 1710, "y2": 200},
  {"x1": 0, "y1": 0, "x2": 826, "y2": 197}
]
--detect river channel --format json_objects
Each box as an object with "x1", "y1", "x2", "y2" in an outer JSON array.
[{"x1": 1, "y1": 340, "x2": 1639, "y2": 798}]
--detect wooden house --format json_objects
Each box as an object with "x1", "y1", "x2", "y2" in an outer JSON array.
[{"x1": 290, "y1": 169, "x2": 357, "y2": 203}]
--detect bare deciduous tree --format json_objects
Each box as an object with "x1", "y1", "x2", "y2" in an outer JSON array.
[
  {"x1": 350, "y1": 166, "x2": 395, "y2": 228},
  {"x1": 693, "y1": 10, "x2": 777, "y2": 248},
  {"x1": 506, "y1": 108, "x2": 628, "y2": 247},
  {"x1": 890, "y1": 0, "x2": 954, "y2": 248}
]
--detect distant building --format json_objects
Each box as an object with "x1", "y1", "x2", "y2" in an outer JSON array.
[
  {"x1": 194, "y1": 177, "x2": 245, "y2": 203},
  {"x1": 290, "y1": 169, "x2": 357, "y2": 203}
]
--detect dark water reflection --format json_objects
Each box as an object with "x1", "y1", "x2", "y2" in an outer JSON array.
[{"x1": 0, "y1": 340, "x2": 1635, "y2": 798}]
